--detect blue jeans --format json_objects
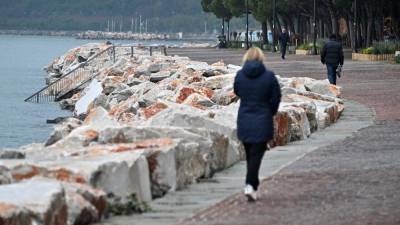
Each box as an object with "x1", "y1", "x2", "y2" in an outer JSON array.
[{"x1": 326, "y1": 64, "x2": 338, "y2": 85}]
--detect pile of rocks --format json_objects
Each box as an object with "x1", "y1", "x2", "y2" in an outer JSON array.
[
  {"x1": 0, "y1": 45, "x2": 343, "y2": 225},
  {"x1": 75, "y1": 31, "x2": 169, "y2": 40},
  {"x1": 180, "y1": 42, "x2": 217, "y2": 48}
]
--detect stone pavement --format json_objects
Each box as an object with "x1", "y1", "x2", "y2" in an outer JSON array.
[
  {"x1": 100, "y1": 50, "x2": 399, "y2": 225},
  {"x1": 178, "y1": 121, "x2": 400, "y2": 225}
]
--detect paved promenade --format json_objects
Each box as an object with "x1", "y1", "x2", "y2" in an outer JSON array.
[{"x1": 101, "y1": 49, "x2": 400, "y2": 225}]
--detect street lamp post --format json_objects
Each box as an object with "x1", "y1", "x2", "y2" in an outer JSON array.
[
  {"x1": 245, "y1": 0, "x2": 249, "y2": 50},
  {"x1": 272, "y1": 0, "x2": 276, "y2": 52},
  {"x1": 312, "y1": 0, "x2": 317, "y2": 55}
]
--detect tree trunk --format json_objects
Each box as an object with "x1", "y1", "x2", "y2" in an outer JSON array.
[
  {"x1": 287, "y1": 15, "x2": 296, "y2": 34},
  {"x1": 360, "y1": 16, "x2": 366, "y2": 48},
  {"x1": 276, "y1": 16, "x2": 282, "y2": 35},
  {"x1": 324, "y1": 17, "x2": 333, "y2": 37},
  {"x1": 319, "y1": 19, "x2": 323, "y2": 39},
  {"x1": 227, "y1": 19, "x2": 230, "y2": 42},
  {"x1": 296, "y1": 15, "x2": 301, "y2": 35},
  {"x1": 362, "y1": 12, "x2": 368, "y2": 48},
  {"x1": 365, "y1": 5, "x2": 374, "y2": 47},
  {"x1": 297, "y1": 16, "x2": 302, "y2": 41},
  {"x1": 326, "y1": 1, "x2": 338, "y2": 34},
  {"x1": 261, "y1": 21, "x2": 269, "y2": 44},
  {"x1": 376, "y1": 16, "x2": 384, "y2": 41},
  {"x1": 268, "y1": 18, "x2": 274, "y2": 45},
  {"x1": 359, "y1": 19, "x2": 363, "y2": 48},
  {"x1": 221, "y1": 18, "x2": 225, "y2": 36},
  {"x1": 347, "y1": 15, "x2": 355, "y2": 51},
  {"x1": 391, "y1": 0, "x2": 400, "y2": 38}
]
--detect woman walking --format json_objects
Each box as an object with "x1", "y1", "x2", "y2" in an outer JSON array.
[{"x1": 234, "y1": 47, "x2": 281, "y2": 201}]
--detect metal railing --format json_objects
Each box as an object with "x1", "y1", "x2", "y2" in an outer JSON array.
[
  {"x1": 25, "y1": 46, "x2": 113, "y2": 103},
  {"x1": 25, "y1": 45, "x2": 168, "y2": 103}
]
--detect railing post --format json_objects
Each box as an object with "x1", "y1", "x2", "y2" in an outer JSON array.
[
  {"x1": 131, "y1": 46, "x2": 134, "y2": 57},
  {"x1": 163, "y1": 46, "x2": 167, "y2": 56},
  {"x1": 149, "y1": 46, "x2": 153, "y2": 56},
  {"x1": 113, "y1": 46, "x2": 116, "y2": 63}
]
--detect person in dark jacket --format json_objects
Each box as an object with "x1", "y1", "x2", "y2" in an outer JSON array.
[
  {"x1": 321, "y1": 34, "x2": 344, "y2": 85},
  {"x1": 234, "y1": 47, "x2": 282, "y2": 201},
  {"x1": 279, "y1": 28, "x2": 290, "y2": 59}
]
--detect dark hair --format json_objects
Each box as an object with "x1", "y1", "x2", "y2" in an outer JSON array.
[{"x1": 329, "y1": 34, "x2": 337, "y2": 40}]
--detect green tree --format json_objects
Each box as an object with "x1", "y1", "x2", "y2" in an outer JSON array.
[{"x1": 201, "y1": 0, "x2": 233, "y2": 37}]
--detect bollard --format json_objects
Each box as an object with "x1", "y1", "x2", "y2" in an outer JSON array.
[
  {"x1": 131, "y1": 46, "x2": 134, "y2": 58},
  {"x1": 149, "y1": 46, "x2": 153, "y2": 56},
  {"x1": 163, "y1": 46, "x2": 167, "y2": 56},
  {"x1": 112, "y1": 46, "x2": 116, "y2": 63}
]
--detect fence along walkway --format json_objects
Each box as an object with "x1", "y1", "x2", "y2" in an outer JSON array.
[{"x1": 24, "y1": 45, "x2": 168, "y2": 103}]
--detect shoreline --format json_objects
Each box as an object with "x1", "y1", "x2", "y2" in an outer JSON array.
[
  {"x1": 0, "y1": 29, "x2": 217, "y2": 42},
  {"x1": 0, "y1": 29, "x2": 77, "y2": 37}
]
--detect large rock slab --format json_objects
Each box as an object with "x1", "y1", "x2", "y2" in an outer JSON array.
[
  {"x1": 42, "y1": 150, "x2": 152, "y2": 203},
  {"x1": 182, "y1": 93, "x2": 215, "y2": 109},
  {"x1": 0, "y1": 150, "x2": 25, "y2": 159},
  {"x1": 281, "y1": 101, "x2": 318, "y2": 133},
  {"x1": 0, "y1": 203, "x2": 31, "y2": 225},
  {"x1": 271, "y1": 106, "x2": 311, "y2": 147},
  {"x1": 48, "y1": 126, "x2": 100, "y2": 149},
  {"x1": 0, "y1": 178, "x2": 67, "y2": 225},
  {"x1": 0, "y1": 166, "x2": 12, "y2": 185},
  {"x1": 62, "y1": 182, "x2": 107, "y2": 220},
  {"x1": 65, "y1": 191, "x2": 98, "y2": 225},
  {"x1": 2, "y1": 149, "x2": 152, "y2": 204},
  {"x1": 284, "y1": 94, "x2": 342, "y2": 129},
  {"x1": 202, "y1": 74, "x2": 235, "y2": 90},
  {"x1": 47, "y1": 107, "x2": 119, "y2": 149},
  {"x1": 98, "y1": 126, "x2": 229, "y2": 194},
  {"x1": 304, "y1": 79, "x2": 342, "y2": 98},
  {"x1": 84, "y1": 107, "x2": 119, "y2": 129},
  {"x1": 75, "y1": 79, "x2": 103, "y2": 116},
  {"x1": 145, "y1": 102, "x2": 243, "y2": 167},
  {"x1": 45, "y1": 118, "x2": 82, "y2": 147},
  {"x1": 150, "y1": 71, "x2": 172, "y2": 83}
]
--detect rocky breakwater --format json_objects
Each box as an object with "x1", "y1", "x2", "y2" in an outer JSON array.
[
  {"x1": 75, "y1": 31, "x2": 169, "y2": 40},
  {"x1": 0, "y1": 44, "x2": 343, "y2": 225}
]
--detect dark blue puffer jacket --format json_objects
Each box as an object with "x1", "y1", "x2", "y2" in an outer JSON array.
[{"x1": 234, "y1": 60, "x2": 282, "y2": 143}]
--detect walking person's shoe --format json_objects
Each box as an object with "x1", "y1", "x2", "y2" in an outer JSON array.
[{"x1": 244, "y1": 184, "x2": 257, "y2": 202}]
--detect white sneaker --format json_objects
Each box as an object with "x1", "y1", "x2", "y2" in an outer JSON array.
[{"x1": 244, "y1": 185, "x2": 257, "y2": 202}]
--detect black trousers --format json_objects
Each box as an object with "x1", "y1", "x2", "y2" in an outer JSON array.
[
  {"x1": 280, "y1": 45, "x2": 287, "y2": 59},
  {"x1": 243, "y1": 142, "x2": 267, "y2": 190}
]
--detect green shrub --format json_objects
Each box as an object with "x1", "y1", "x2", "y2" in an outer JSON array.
[
  {"x1": 107, "y1": 193, "x2": 151, "y2": 216},
  {"x1": 371, "y1": 41, "x2": 400, "y2": 54},
  {"x1": 316, "y1": 39, "x2": 325, "y2": 49},
  {"x1": 261, "y1": 44, "x2": 273, "y2": 51},
  {"x1": 395, "y1": 55, "x2": 400, "y2": 64},
  {"x1": 297, "y1": 43, "x2": 310, "y2": 50},
  {"x1": 362, "y1": 47, "x2": 375, "y2": 54},
  {"x1": 297, "y1": 40, "x2": 323, "y2": 51}
]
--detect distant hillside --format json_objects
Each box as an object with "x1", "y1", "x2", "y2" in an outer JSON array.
[{"x1": 0, "y1": 0, "x2": 220, "y2": 33}]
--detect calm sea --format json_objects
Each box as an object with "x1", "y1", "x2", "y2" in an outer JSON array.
[{"x1": 0, "y1": 35, "x2": 207, "y2": 148}]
